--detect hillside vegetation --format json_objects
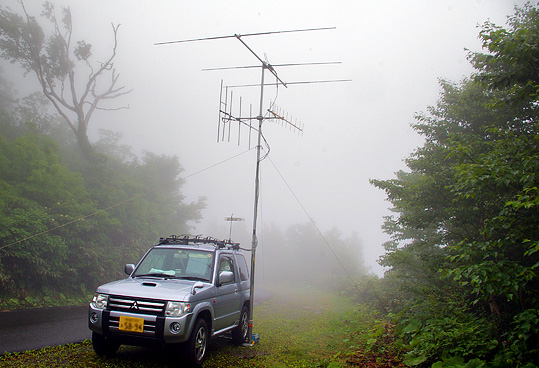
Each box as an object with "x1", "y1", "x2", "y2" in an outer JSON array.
[
  {"x1": 0, "y1": 105, "x2": 205, "y2": 309},
  {"x1": 366, "y1": 3, "x2": 539, "y2": 367}
]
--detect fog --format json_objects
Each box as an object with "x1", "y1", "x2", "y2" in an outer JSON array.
[{"x1": 1, "y1": 0, "x2": 525, "y2": 276}]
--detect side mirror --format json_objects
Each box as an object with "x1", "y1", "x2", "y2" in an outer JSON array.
[
  {"x1": 125, "y1": 264, "x2": 135, "y2": 275},
  {"x1": 191, "y1": 281, "x2": 204, "y2": 295},
  {"x1": 218, "y1": 271, "x2": 234, "y2": 285}
]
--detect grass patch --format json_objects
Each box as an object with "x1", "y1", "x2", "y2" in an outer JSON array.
[{"x1": 0, "y1": 283, "x2": 404, "y2": 367}]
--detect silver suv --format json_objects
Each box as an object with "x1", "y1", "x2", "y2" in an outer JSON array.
[{"x1": 88, "y1": 235, "x2": 251, "y2": 366}]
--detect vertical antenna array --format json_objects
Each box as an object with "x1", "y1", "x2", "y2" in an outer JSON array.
[{"x1": 217, "y1": 84, "x2": 304, "y2": 148}]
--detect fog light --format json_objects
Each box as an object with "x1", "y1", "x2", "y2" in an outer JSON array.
[
  {"x1": 170, "y1": 322, "x2": 181, "y2": 334},
  {"x1": 90, "y1": 312, "x2": 98, "y2": 324}
]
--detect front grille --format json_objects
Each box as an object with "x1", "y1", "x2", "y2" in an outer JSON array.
[{"x1": 109, "y1": 296, "x2": 166, "y2": 315}]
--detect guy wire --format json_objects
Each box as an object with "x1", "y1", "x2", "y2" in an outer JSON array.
[{"x1": 267, "y1": 155, "x2": 357, "y2": 284}]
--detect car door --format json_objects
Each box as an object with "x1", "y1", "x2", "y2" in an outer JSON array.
[{"x1": 212, "y1": 254, "x2": 241, "y2": 332}]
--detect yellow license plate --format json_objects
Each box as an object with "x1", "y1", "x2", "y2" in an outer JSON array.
[{"x1": 119, "y1": 316, "x2": 144, "y2": 333}]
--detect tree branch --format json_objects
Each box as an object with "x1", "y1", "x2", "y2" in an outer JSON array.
[{"x1": 2, "y1": 2, "x2": 131, "y2": 158}]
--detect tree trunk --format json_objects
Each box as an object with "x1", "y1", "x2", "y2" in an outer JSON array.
[
  {"x1": 76, "y1": 127, "x2": 95, "y2": 161},
  {"x1": 488, "y1": 294, "x2": 502, "y2": 318}
]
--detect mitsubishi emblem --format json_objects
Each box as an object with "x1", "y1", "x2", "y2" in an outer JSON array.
[{"x1": 131, "y1": 301, "x2": 139, "y2": 310}]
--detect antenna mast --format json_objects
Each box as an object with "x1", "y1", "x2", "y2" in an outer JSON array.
[
  {"x1": 224, "y1": 35, "x2": 294, "y2": 345},
  {"x1": 156, "y1": 27, "x2": 342, "y2": 345}
]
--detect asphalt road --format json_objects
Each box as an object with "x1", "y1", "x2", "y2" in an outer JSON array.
[
  {"x1": 0, "y1": 305, "x2": 90, "y2": 354},
  {"x1": 0, "y1": 289, "x2": 272, "y2": 354}
]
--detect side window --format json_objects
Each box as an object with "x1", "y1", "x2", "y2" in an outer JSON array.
[
  {"x1": 237, "y1": 255, "x2": 249, "y2": 281},
  {"x1": 218, "y1": 256, "x2": 236, "y2": 284}
]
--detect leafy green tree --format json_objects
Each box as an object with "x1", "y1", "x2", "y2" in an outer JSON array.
[
  {"x1": 0, "y1": 70, "x2": 21, "y2": 140},
  {"x1": 0, "y1": 129, "x2": 103, "y2": 293},
  {"x1": 471, "y1": 2, "x2": 539, "y2": 105},
  {"x1": 371, "y1": 3, "x2": 539, "y2": 365},
  {"x1": 0, "y1": 70, "x2": 205, "y2": 307},
  {"x1": 448, "y1": 4, "x2": 539, "y2": 363},
  {"x1": 0, "y1": 1, "x2": 130, "y2": 159},
  {"x1": 0, "y1": 120, "x2": 206, "y2": 306}
]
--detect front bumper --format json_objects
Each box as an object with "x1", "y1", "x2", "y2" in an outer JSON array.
[{"x1": 88, "y1": 304, "x2": 193, "y2": 344}]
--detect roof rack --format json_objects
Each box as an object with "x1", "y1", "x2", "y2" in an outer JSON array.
[{"x1": 156, "y1": 235, "x2": 240, "y2": 250}]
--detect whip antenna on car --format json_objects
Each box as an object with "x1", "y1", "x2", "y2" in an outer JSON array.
[
  {"x1": 225, "y1": 214, "x2": 244, "y2": 242},
  {"x1": 156, "y1": 26, "x2": 349, "y2": 345}
]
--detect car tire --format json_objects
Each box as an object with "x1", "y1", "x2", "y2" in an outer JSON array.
[
  {"x1": 91, "y1": 332, "x2": 120, "y2": 356},
  {"x1": 231, "y1": 305, "x2": 249, "y2": 345},
  {"x1": 184, "y1": 318, "x2": 209, "y2": 367}
]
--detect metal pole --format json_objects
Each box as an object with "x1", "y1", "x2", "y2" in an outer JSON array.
[
  {"x1": 229, "y1": 213, "x2": 233, "y2": 241},
  {"x1": 247, "y1": 62, "x2": 266, "y2": 344}
]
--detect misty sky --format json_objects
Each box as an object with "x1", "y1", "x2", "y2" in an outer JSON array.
[{"x1": 1, "y1": 0, "x2": 527, "y2": 275}]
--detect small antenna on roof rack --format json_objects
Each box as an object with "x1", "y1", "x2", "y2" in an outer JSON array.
[{"x1": 225, "y1": 214, "x2": 244, "y2": 241}]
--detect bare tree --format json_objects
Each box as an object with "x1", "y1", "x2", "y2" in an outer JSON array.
[{"x1": 0, "y1": 1, "x2": 130, "y2": 159}]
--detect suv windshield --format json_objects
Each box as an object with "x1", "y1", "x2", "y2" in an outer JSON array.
[{"x1": 133, "y1": 248, "x2": 214, "y2": 282}]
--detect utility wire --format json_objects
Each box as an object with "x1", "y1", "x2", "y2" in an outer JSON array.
[
  {"x1": 0, "y1": 194, "x2": 141, "y2": 254},
  {"x1": 0, "y1": 148, "x2": 254, "y2": 254},
  {"x1": 182, "y1": 148, "x2": 253, "y2": 179},
  {"x1": 267, "y1": 155, "x2": 357, "y2": 284}
]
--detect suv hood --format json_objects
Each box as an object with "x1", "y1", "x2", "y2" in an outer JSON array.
[{"x1": 96, "y1": 277, "x2": 207, "y2": 301}]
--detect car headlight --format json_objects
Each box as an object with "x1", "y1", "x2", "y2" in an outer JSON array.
[
  {"x1": 91, "y1": 293, "x2": 109, "y2": 310},
  {"x1": 165, "y1": 301, "x2": 191, "y2": 317}
]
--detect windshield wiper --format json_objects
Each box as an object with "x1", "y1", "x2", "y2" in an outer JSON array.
[{"x1": 177, "y1": 276, "x2": 210, "y2": 282}]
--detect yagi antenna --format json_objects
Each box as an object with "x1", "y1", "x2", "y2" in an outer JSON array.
[
  {"x1": 155, "y1": 26, "x2": 347, "y2": 346},
  {"x1": 217, "y1": 81, "x2": 305, "y2": 147}
]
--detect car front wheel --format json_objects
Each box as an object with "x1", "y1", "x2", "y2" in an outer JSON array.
[
  {"x1": 91, "y1": 332, "x2": 120, "y2": 356},
  {"x1": 184, "y1": 318, "x2": 209, "y2": 366}
]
